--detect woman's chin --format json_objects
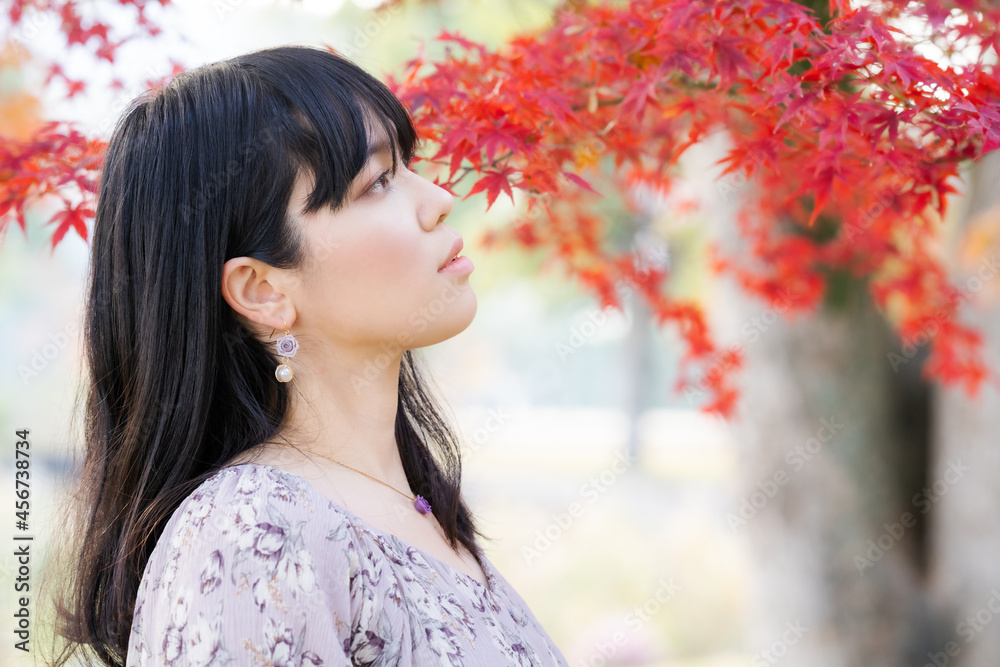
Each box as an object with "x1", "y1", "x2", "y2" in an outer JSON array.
[{"x1": 405, "y1": 299, "x2": 478, "y2": 349}]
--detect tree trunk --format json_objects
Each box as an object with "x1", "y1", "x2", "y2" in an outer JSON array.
[
  {"x1": 928, "y1": 149, "x2": 1000, "y2": 667},
  {"x1": 697, "y1": 129, "x2": 931, "y2": 666}
]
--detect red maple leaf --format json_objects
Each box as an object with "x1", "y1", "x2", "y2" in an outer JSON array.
[{"x1": 47, "y1": 202, "x2": 93, "y2": 252}]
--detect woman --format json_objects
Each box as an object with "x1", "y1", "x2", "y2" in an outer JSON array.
[{"x1": 49, "y1": 44, "x2": 568, "y2": 666}]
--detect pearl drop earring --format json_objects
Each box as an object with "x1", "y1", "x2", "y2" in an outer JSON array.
[{"x1": 274, "y1": 318, "x2": 298, "y2": 383}]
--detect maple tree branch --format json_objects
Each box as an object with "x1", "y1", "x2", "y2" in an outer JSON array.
[
  {"x1": 566, "y1": 74, "x2": 719, "y2": 115},
  {"x1": 420, "y1": 150, "x2": 516, "y2": 188},
  {"x1": 568, "y1": 96, "x2": 625, "y2": 112}
]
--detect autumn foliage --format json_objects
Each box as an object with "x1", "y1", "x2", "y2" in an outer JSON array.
[
  {"x1": 0, "y1": 0, "x2": 178, "y2": 244},
  {"x1": 3, "y1": 0, "x2": 1000, "y2": 416}
]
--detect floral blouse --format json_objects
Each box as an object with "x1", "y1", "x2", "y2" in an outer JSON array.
[{"x1": 126, "y1": 462, "x2": 568, "y2": 666}]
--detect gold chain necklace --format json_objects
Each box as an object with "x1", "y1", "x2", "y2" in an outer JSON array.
[{"x1": 271, "y1": 439, "x2": 432, "y2": 515}]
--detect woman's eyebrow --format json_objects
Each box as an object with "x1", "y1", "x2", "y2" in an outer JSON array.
[{"x1": 365, "y1": 139, "x2": 392, "y2": 160}]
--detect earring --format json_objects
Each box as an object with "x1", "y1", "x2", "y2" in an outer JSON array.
[{"x1": 274, "y1": 318, "x2": 298, "y2": 383}]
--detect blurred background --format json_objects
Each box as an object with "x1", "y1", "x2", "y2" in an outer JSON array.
[{"x1": 2, "y1": 1, "x2": 1000, "y2": 666}]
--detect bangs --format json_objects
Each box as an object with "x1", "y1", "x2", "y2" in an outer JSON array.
[{"x1": 236, "y1": 45, "x2": 419, "y2": 215}]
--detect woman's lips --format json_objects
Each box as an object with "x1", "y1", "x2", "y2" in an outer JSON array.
[{"x1": 438, "y1": 255, "x2": 474, "y2": 274}]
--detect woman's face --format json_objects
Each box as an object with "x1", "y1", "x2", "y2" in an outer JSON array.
[{"x1": 285, "y1": 124, "x2": 476, "y2": 354}]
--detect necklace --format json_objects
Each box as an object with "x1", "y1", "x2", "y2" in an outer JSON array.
[{"x1": 271, "y1": 439, "x2": 432, "y2": 515}]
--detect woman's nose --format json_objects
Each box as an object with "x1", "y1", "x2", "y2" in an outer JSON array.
[{"x1": 421, "y1": 175, "x2": 455, "y2": 231}]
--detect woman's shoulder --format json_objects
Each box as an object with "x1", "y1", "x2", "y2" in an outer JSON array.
[
  {"x1": 129, "y1": 466, "x2": 359, "y2": 665},
  {"x1": 195, "y1": 461, "x2": 325, "y2": 508},
  {"x1": 142, "y1": 463, "x2": 357, "y2": 592},
  {"x1": 167, "y1": 463, "x2": 335, "y2": 537}
]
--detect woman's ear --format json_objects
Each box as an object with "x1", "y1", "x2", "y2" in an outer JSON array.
[{"x1": 221, "y1": 257, "x2": 295, "y2": 332}]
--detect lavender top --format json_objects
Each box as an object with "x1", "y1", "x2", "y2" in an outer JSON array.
[{"x1": 126, "y1": 462, "x2": 568, "y2": 666}]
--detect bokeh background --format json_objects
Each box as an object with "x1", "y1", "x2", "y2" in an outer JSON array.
[{"x1": 2, "y1": 1, "x2": 1000, "y2": 666}]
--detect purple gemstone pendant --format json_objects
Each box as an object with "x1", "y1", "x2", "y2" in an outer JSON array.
[{"x1": 414, "y1": 495, "x2": 432, "y2": 515}]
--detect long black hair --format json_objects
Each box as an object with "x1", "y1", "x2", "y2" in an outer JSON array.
[{"x1": 41, "y1": 44, "x2": 489, "y2": 667}]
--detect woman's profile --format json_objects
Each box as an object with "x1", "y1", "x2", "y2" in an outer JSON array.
[{"x1": 45, "y1": 44, "x2": 569, "y2": 666}]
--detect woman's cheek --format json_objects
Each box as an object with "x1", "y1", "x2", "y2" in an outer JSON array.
[{"x1": 371, "y1": 233, "x2": 423, "y2": 280}]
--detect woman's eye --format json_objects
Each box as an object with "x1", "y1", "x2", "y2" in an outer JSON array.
[
  {"x1": 365, "y1": 158, "x2": 413, "y2": 197},
  {"x1": 367, "y1": 170, "x2": 392, "y2": 195}
]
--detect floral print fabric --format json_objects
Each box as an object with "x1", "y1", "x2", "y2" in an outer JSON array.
[{"x1": 127, "y1": 463, "x2": 568, "y2": 666}]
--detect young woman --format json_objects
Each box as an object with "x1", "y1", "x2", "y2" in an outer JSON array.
[{"x1": 49, "y1": 44, "x2": 568, "y2": 666}]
